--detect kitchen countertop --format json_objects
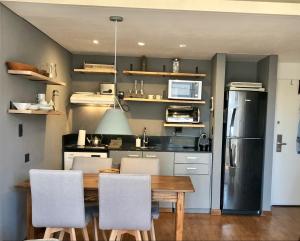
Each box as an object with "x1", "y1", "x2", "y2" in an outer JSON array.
[{"x1": 64, "y1": 144, "x2": 211, "y2": 153}]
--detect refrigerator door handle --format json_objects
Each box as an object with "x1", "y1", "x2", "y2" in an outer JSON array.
[
  {"x1": 229, "y1": 141, "x2": 236, "y2": 168},
  {"x1": 229, "y1": 108, "x2": 237, "y2": 137}
]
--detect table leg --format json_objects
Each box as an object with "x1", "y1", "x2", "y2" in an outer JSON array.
[
  {"x1": 175, "y1": 192, "x2": 185, "y2": 241},
  {"x1": 26, "y1": 191, "x2": 35, "y2": 239}
]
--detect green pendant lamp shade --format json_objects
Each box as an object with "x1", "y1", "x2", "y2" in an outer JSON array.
[{"x1": 95, "y1": 109, "x2": 132, "y2": 135}]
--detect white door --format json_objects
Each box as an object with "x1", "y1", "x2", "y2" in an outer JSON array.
[{"x1": 271, "y1": 79, "x2": 300, "y2": 205}]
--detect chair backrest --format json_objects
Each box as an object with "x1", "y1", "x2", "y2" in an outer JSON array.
[
  {"x1": 99, "y1": 174, "x2": 151, "y2": 231},
  {"x1": 120, "y1": 157, "x2": 160, "y2": 175},
  {"x1": 29, "y1": 169, "x2": 86, "y2": 228},
  {"x1": 72, "y1": 157, "x2": 112, "y2": 173}
]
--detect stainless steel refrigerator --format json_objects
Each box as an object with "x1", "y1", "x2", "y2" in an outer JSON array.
[{"x1": 221, "y1": 90, "x2": 267, "y2": 215}]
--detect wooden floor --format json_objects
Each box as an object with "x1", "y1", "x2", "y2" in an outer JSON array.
[{"x1": 37, "y1": 207, "x2": 300, "y2": 240}]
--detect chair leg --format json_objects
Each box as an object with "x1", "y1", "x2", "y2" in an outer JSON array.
[
  {"x1": 44, "y1": 228, "x2": 63, "y2": 239},
  {"x1": 69, "y1": 228, "x2": 77, "y2": 241},
  {"x1": 82, "y1": 227, "x2": 89, "y2": 241},
  {"x1": 93, "y1": 215, "x2": 99, "y2": 241},
  {"x1": 58, "y1": 230, "x2": 65, "y2": 240},
  {"x1": 102, "y1": 230, "x2": 108, "y2": 241},
  {"x1": 109, "y1": 230, "x2": 118, "y2": 241},
  {"x1": 150, "y1": 220, "x2": 156, "y2": 241},
  {"x1": 43, "y1": 228, "x2": 52, "y2": 239},
  {"x1": 142, "y1": 231, "x2": 149, "y2": 241},
  {"x1": 134, "y1": 231, "x2": 142, "y2": 241},
  {"x1": 116, "y1": 232, "x2": 122, "y2": 241}
]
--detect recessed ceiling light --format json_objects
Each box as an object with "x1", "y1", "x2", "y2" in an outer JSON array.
[
  {"x1": 138, "y1": 42, "x2": 145, "y2": 46},
  {"x1": 179, "y1": 44, "x2": 187, "y2": 48},
  {"x1": 93, "y1": 40, "x2": 99, "y2": 44}
]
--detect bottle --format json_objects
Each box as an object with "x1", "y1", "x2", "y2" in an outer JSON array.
[
  {"x1": 136, "y1": 136, "x2": 141, "y2": 148},
  {"x1": 172, "y1": 58, "x2": 180, "y2": 73}
]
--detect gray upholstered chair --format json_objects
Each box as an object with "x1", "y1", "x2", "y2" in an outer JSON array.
[
  {"x1": 72, "y1": 157, "x2": 113, "y2": 173},
  {"x1": 120, "y1": 157, "x2": 159, "y2": 175},
  {"x1": 99, "y1": 174, "x2": 152, "y2": 241},
  {"x1": 72, "y1": 157, "x2": 112, "y2": 241},
  {"x1": 120, "y1": 157, "x2": 160, "y2": 240},
  {"x1": 29, "y1": 169, "x2": 90, "y2": 241}
]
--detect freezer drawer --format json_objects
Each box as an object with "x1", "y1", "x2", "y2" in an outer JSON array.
[
  {"x1": 175, "y1": 152, "x2": 211, "y2": 164},
  {"x1": 174, "y1": 164, "x2": 209, "y2": 175}
]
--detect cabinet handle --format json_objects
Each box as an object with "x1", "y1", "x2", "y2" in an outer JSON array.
[
  {"x1": 186, "y1": 156, "x2": 198, "y2": 160},
  {"x1": 146, "y1": 155, "x2": 157, "y2": 158},
  {"x1": 128, "y1": 154, "x2": 139, "y2": 157},
  {"x1": 186, "y1": 167, "x2": 197, "y2": 170}
]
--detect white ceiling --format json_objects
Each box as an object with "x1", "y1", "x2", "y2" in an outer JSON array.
[{"x1": 3, "y1": 1, "x2": 300, "y2": 61}]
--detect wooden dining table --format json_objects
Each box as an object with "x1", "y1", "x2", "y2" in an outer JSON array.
[{"x1": 16, "y1": 174, "x2": 195, "y2": 241}]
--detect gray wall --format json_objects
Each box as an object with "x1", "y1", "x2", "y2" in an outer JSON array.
[
  {"x1": 210, "y1": 53, "x2": 226, "y2": 210},
  {"x1": 257, "y1": 55, "x2": 278, "y2": 211},
  {"x1": 225, "y1": 61, "x2": 258, "y2": 83},
  {"x1": 72, "y1": 55, "x2": 211, "y2": 137},
  {"x1": 0, "y1": 4, "x2": 72, "y2": 240}
]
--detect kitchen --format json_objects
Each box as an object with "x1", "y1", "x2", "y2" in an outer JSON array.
[{"x1": 1, "y1": 1, "x2": 300, "y2": 241}]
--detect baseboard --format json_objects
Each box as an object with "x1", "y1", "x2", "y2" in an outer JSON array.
[
  {"x1": 210, "y1": 209, "x2": 222, "y2": 215},
  {"x1": 261, "y1": 210, "x2": 272, "y2": 216}
]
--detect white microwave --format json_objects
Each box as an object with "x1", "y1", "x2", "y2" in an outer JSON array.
[{"x1": 168, "y1": 79, "x2": 202, "y2": 100}]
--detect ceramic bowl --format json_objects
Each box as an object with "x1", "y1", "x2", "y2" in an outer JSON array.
[{"x1": 13, "y1": 102, "x2": 31, "y2": 110}]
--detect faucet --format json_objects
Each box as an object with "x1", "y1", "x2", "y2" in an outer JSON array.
[
  {"x1": 51, "y1": 90, "x2": 59, "y2": 110},
  {"x1": 142, "y1": 127, "x2": 149, "y2": 148}
]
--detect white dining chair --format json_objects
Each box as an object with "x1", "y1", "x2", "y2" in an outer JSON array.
[
  {"x1": 29, "y1": 169, "x2": 91, "y2": 241},
  {"x1": 120, "y1": 157, "x2": 160, "y2": 240},
  {"x1": 72, "y1": 157, "x2": 113, "y2": 173},
  {"x1": 99, "y1": 174, "x2": 152, "y2": 241},
  {"x1": 72, "y1": 157, "x2": 113, "y2": 241}
]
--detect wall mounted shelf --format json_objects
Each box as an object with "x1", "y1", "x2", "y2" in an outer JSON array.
[
  {"x1": 8, "y1": 70, "x2": 66, "y2": 86},
  {"x1": 123, "y1": 70, "x2": 206, "y2": 78},
  {"x1": 8, "y1": 109, "x2": 62, "y2": 115},
  {"x1": 163, "y1": 123, "x2": 205, "y2": 128},
  {"x1": 124, "y1": 97, "x2": 205, "y2": 104},
  {"x1": 74, "y1": 69, "x2": 116, "y2": 74}
]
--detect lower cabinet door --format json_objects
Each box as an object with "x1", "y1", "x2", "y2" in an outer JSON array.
[
  {"x1": 109, "y1": 151, "x2": 142, "y2": 167},
  {"x1": 143, "y1": 151, "x2": 175, "y2": 210},
  {"x1": 182, "y1": 175, "x2": 211, "y2": 211}
]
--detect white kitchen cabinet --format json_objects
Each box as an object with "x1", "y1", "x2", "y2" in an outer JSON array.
[{"x1": 174, "y1": 152, "x2": 212, "y2": 213}]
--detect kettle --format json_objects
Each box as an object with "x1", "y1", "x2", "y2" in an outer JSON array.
[{"x1": 86, "y1": 135, "x2": 102, "y2": 146}]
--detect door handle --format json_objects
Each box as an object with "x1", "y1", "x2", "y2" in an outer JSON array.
[
  {"x1": 276, "y1": 134, "x2": 287, "y2": 152},
  {"x1": 145, "y1": 155, "x2": 157, "y2": 158},
  {"x1": 186, "y1": 167, "x2": 197, "y2": 170},
  {"x1": 276, "y1": 142, "x2": 287, "y2": 146},
  {"x1": 128, "y1": 154, "x2": 139, "y2": 157}
]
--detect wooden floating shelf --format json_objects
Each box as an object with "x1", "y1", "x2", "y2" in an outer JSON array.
[
  {"x1": 8, "y1": 70, "x2": 66, "y2": 86},
  {"x1": 164, "y1": 123, "x2": 205, "y2": 128},
  {"x1": 124, "y1": 97, "x2": 205, "y2": 104},
  {"x1": 123, "y1": 70, "x2": 206, "y2": 78},
  {"x1": 74, "y1": 68, "x2": 117, "y2": 74},
  {"x1": 8, "y1": 109, "x2": 63, "y2": 115}
]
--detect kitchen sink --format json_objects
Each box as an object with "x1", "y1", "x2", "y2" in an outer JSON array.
[{"x1": 136, "y1": 145, "x2": 161, "y2": 151}]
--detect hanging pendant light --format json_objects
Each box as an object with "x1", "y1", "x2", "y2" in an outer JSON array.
[{"x1": 95, "y1": 16, "x2": 132, "y2": 135}]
